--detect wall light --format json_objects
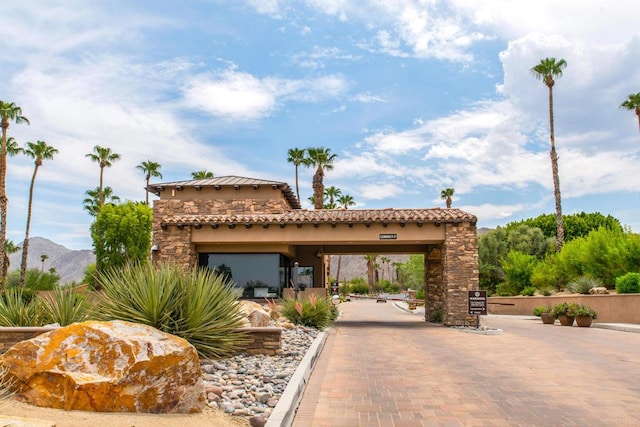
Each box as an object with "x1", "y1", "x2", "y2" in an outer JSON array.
[
  {"x1": 315, "y1": 251, "x2": 322, "y2": 259},
  {"x1": 151, "y1": 244, "x2": 159, "y2": 252}
]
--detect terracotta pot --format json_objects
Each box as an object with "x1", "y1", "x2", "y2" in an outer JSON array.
[
  {"x1": 558, "y1": 314, "x2": 575, "y2": 326},
  {"x1": 540, "y1": 312, "x2": 555, "y2": 324},
  {"x1": 575, "y1": 316, "x2": 593, "y2": 327}
]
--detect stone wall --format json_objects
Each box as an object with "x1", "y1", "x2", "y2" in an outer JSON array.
[
  {"x1": 237, "y1": 327, "x2": 283, "y2": 356},
  {"x1": 442, "y1": 222, "x2": 479, "y2": 326},
  {"x1": 424, "y1": 245, "x2": 444, "y2": 323},
  {"x1": 0, "y1": 327, "x2": 58, "y2": 354}
]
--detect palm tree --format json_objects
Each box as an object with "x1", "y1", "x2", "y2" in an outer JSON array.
[
  {"x1": 191, "y1": 170, "x2": 214, "y2": 179},
  {"x1": 136, "y1": 160, "x2": 162, "y2": 205},
  {"x1": 6, "y1": 137, "x2": 23, "y2": 156},
  {"x1": 0, "y1": 101, "x2": 29, "y2": 288},
  {"x1": 287, "y1": 148, "x2": 306, "y2": 202},
  {"x1": 440, "y1": 188, "x2": 455, "y2": 208},
  {"x1": 83, "y1": 186, "x2": 120, "y2": 217},
  {"x1": 40, "y1": 254, "x2": 49, "y2": 272},
  {"x1": 303, "y1": 147, "x2": 338, "y2": 210},
  {"x1": 620, "y1": 92, "x2": 640, "y2": 132},
  {"x1": 19, "y1": 140, "x2": 58, "y2": 287},
  {"x1": 337, "y1": 194, "x2": 355, "y2": 209},
  {"x1": 364, "y1": 254, "x2": 379, "y2": 294},
  {"x1": 531, "y1": 57, "x2": 567, "y2": 251},
  {"x1": 85, "y1": 145, "x2": 121, "y2": 212},
  {"x1": 324, "y1": 186, "x2": 342, "y2": 209},
  {"x1": 2, "y1": 240, "x2": 20, "y2": 283}
]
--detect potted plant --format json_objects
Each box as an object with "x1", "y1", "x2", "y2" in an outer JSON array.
[
  {"x1": 533, "y1": 305, "x2": 554, "y2": 324},
  {"x1": 551, "y1": 302, "x2": 575, "y2": 326},
  {"x1": 567, "y1": 303, "x2": 598, "y2": 327}
]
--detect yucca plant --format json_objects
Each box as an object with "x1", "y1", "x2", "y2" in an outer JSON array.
[
  {"x1": 0, "y1": 287, "x2": 42, "y2": 326},
  {"x1": 37, "y1": 285, "x2": 94, "y2": 326},
  {"x1": 568, "y1": 275, "x2": 602, "y2": 294},
  {"x1": 95, "y1": 263, "x2": 248, "y2": 358},
  {"x1": 281, "y1": 294, "x2": 335, "y2": 328},
  {"x1": 0, "y1": 364, "x2": 15, "y2": 410}
]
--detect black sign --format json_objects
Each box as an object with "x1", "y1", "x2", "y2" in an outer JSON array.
[
  {"x1": 468, "y1": 290, "x2": 487, "y2": 315},
  {"x1": 331, "y1": 282, "x2": 339, "y2": 296},
  {"x1": 379, "y1": 233, "x2": 397, "y2": 240}
]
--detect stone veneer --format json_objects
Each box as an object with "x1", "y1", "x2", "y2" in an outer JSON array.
[{"x1": 443, "y1": 222, "x2": 479, "y2": 326}]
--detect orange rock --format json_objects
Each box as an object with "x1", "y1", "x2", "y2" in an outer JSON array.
[{"x1": 1, "y1": 320, "x2": 205, "y2": 413}]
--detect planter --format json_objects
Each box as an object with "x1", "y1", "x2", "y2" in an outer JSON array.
[
  {"x1": 540, "y1": 312, "x2": 555, "y2": 324},
  {"x1": 575, "y1": 316, "x2": 593, "y2": 327},
  {"x1": 558, "y1": 314, "x2": 575, "y2": 326}
]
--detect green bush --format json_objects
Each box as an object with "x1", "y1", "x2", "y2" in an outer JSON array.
[
  {"x1": 348, "y1": 279, "x2": 370, "y2": 295},
  {"x1": 415, "y1": 287, "x2": 425, "y2": 300},
  {"x1": 6, "y1": 268, "x2": 59, "y2": 292},
  {"x1": 281, "y1": 295, "x2": 335, "y2": 328},
  {"x1": 615, "y1": 272, "x2": 640, "y2": 294},
  {"x1": 567, "y1": 303, "x2": 598, "y2": 319},
  {"x1": 500, "y1": 251, "x2": 537, "y2": 294},
  {"x1": 95, "y1": 263, "x2": 249, "y2": 358},
  {"x1": 567, "y1": 275, "x2": 602, "y2": 294},
  {"x1": 520, "y1": 286, "x2": 536, "y2": 296},
  {"x1": 533, "y1": 305, "x2": 552, "y2": 316},
  {"x1": 38, "y1": 285, "x2": 94, "y2": 326},
  {"x1": 551, "y1": 302, "x2": 573, "y2": 319}
]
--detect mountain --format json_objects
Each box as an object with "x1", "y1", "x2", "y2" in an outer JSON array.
[
  {"x1": 328, "y1": 254, "x2": 410, "y2": 283},
  {"x1": 8, "y1": 237, "x2": 95, "y2": 285}
]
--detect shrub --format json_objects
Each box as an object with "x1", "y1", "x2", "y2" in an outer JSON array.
[
  {"x1": 551, "y1": 302, "x2": 574, "y2": 319},
  {"x1": 567, "y1": 275, "x2": 602, "y2": 294},
  {"x1": 533, "y1": 305, "x2": 552, "y2": 316},
  {"x1": 280, "y1": 295, "x2": 335, "y2": 328},
  {"x1": 6, "y1": 268, "x2": 59, "y2": 291},
  {"x1": 38, "y1": 285, "x2": 94, "y2": 326},
  {"x1": 567, "y1": 303, "x2": 598, "y2": 319},
  {"x1": 0, "y1": 287, "x2": 42, "y2": 326},
  {"x1": 500, "y1": 250, "x2": 538, "y2": 294},
  {"x1": 615, "y1": 272, "x2": 640, "y2": 294},
  {"x1": 95, "y1": 263, "x2": 248, "y2": 358},
  {"x1": 0, "y1": 364, "x2": 15, "y2": 410},
  {"x1": 520, "y1": 286, "x2": 536, "y2": 296},
  {"x1": 348, "y1": 280, "x2": 370, "y2": 295}
]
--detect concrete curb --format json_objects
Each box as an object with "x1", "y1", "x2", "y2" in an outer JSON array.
[
  {"x1": 593, "y1": 323, "x2": 640, "y2": 333},
  {"x1": 265, "y1": 329, "x2": 329, "y2": 427}
]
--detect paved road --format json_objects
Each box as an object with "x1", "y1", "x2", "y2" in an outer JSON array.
[{"x1": 293, "y1": 299, "x2": 640, "y2": 426}]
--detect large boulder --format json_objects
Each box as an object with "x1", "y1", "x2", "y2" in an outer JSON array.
[
  {"x1": 0, "y1": 320, "x2": 205, "y2": 413},
  {"x1": 239, "y1": 301, "x2": 271, "y2": 327}
]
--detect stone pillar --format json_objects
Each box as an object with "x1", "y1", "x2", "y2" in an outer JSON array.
[
  {"x1": 424, "y1": 245, "x2": 445, "y2": 323},
  {"x1": 442, "y1": 221, "x2": 479, "y2": 326},
  {"x1": 152, "y1": 225, "x2": 196, "y2": 270}
]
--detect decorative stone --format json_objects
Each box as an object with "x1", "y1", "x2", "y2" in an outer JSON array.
[
  {"x1": 1, "y1": 320, "x2": 205, "y2": 414},
  {"x1": 239, "y1": 301, "x2": 272, "y2": 327},
  {"x1": 589, "y1": 287, "x2": 609, "y2": 294}
]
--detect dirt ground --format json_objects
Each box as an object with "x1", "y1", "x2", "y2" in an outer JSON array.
[{"x1": 0, "y1": 398, "x2": 251, "y2": 427}]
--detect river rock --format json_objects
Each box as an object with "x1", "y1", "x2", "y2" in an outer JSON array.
[{"x1": 0, "y1": 320, "x2": 205, "y2": 413}]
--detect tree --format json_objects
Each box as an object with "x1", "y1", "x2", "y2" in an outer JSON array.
[
  {"x1": 324, "y1": 186, "x2": 342, "y2": 209},
  {"x1": 40, "y1": 254, "x2": 49, "y2": 272},
  {"x1": 191, "y1": 170, "x2": 214, "y2": 179},
  {"x1": 531, "y1": 57, "x2": 567, "y2": 251},
  {"x1": 2, "y1": 240, "x2": 20, "y2": 283},
  {"x1": 136, "y1": 160, "x2": 162, "y2": 205},
  {"x1": 0, "y1": 101, "x2": 29, "y2": 289},
  {"x1": 90, "y1": 201, "x2": 153, "y2": 283},
  {"x1": 440, "y1": 188, "x2": 454, "y2": 208},
  {"x1": 337, "y1": 194, "x2": 355, "y2": 209},
  {"x1": 19, "y1": 140, "x2": 58, "y2": 288},
  {"x1": 505, "y1": 212, "x2": 622, "y2": 242},
  {"x1": 83, "y1": 186, "x2": 120, "y2": 217},
  {"x1": 85, "y1": 145, "x2": 121, "y2": 213},
  {"x1": 287, "y1": 148, "x2": 306, "y2": 202},
  {"x1": 303, "y1": 147, "x2": 337, "y2": 210},
  {"x1": 364, "y1": 254, "x2": 379, "y2": 294},
  {"x1": 620, "y1": 92, "x2": 640, "y2": 132}
]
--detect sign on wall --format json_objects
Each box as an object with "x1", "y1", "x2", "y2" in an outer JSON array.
[{"x1": 468, "y1": 290, "x2": 487, "y2": 315}]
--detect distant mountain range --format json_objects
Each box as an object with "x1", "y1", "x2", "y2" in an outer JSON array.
[{"x1": 8, "y1": 237, "x2": 95, "y2": 285}]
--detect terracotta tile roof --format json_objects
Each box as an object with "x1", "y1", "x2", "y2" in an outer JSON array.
[
  {"x1": 147, "y1": 175, "x2": 300, "y2": 209},
  {"x1": 161, "y1": 208, "x2": 476, "y2": 226}
]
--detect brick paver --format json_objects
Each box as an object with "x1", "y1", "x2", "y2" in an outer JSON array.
[{"x1": 292, "y1": 299, "x2": 640, "y2": 426}]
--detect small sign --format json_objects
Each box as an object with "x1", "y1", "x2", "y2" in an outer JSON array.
[
  {"x1": 468, "y1": 290, "x2": 487, "y2": 315},
  {"x1": 331, "y1": 282, "x2": 339, "y2": 296},
  {"x1": 379, "y1": 233, "x2": 397, "y2": 240}
]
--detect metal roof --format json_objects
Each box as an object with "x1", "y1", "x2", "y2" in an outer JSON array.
[
  {"x1": 147, "y1": 175, "x2": 301, "y2": 209},
  {"x1": 161, "y1": 208, "x2": 477, "y2": 227}
]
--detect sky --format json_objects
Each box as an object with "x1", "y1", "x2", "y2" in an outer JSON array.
[{"x1": 1, "y1": 0, "x2": 639, "y2": 250}]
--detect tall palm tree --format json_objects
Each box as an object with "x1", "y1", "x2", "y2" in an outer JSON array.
[
  {"x1": 337, "y1": 194, "x2": 355, "y2": 209},
  {"x1": 364, "y1": 254, "x2": 379, "y2": 294},
  {"x1": 303, "y1": 147, "x2": 338, "y2": 210},
  {"x1": 19, "y1": 140, "x2": 58, "y2": 287},
  {"x1": 191, "y1": 170, "x2": 214, "y2": 179},
  {"x1": 0, "y1": 101, "x2": 29, "y2": 289},
  {"x1": 85, "y1": 145, "x2": 121, "y2": 212},
  {"x1": 287, "y1": 148, "x2": 306, "y2": 202},
  {"x1": 440, "y1": 188, "x2": 455, "y2": 208},
  {"x1": 83, "y1": 186, "x2": 120, "y2": 217},
  {"x1": 620, "y1": 92, "x2": 640, "y2": 132},
  {"x1": 6, "y1": 137, "x2": 23, "y2": 156},
  {"x1": 324, "y1": 186, "x2": 342, "y2": 209},
  {"x1": 531, "y1": 57, "x2": 567, "y2": 251},
  {"x1": 40, "y1": 254, "x2": 49, "y2": 272},
  {"x1": 2, "y1": 240, "x2": 20, "y2": 283},
  {"x1": 136, "y1": 160, "x2": 162, "y2": 205}
]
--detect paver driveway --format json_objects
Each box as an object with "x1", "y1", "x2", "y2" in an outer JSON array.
[{"x1": 293, "y1": 299, "x2": 640, "y2": 427}]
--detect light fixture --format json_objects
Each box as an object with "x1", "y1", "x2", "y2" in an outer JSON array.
[
  {"x1": 315, "y1": 251, "x2": 322, "y2": 259},
  {"x1": 151, "y1": 244, "x2": 159, "y2": 252}
]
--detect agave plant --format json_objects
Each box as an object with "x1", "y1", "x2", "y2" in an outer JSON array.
[
  {"x1": 37, "y1": 285, "x2": 94, "y2": 326},
  {"x1": 567, "y1": 275, "x2": 602, "y2": 294},
  {"x1": 95, "y1": 262, "x2": 249, "y2": 358},
  {"x1": 0, "y1": 287, "x2": 42, "y2": 326},
  {"x1": 0, "y1": 364, "x2": 15, "y2": 410}
]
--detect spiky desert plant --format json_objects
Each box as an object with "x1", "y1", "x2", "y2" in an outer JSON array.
[
  {"x1": 0, "y1": 287, "x2": 42, "y2": 326},
  {"x1": 37, "y1": 285, "x2": 94, "y2": 326},
  {"x1": 567, "y1": 275, "x2": 602, "y2": 294},
  {"x1": 0, "y1": 364, "x2": 16, "y2": 409},
  {"x1": 95, "y1": 263, "x2": 248, "y2": 358},
  {"x1": 281, "y1": 295, "x2": 334, "y2": 328}
]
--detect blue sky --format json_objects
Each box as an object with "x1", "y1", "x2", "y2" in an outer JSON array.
[{"x1": 1, "y1": 1, "x2": 639, "y2": 250}]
